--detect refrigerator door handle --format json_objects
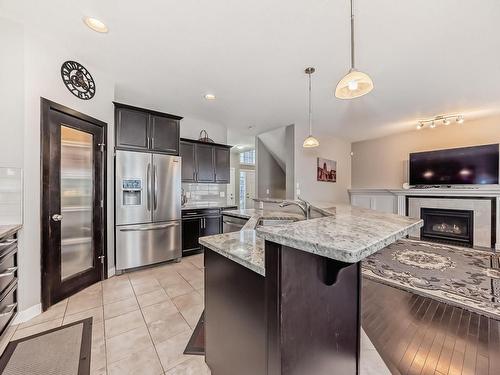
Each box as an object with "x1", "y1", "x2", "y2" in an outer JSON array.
[
  {"x1": 119, "y1": 222, "x2": 180, "y2": 232},
  {"x1": 154, "y1": 164, "x2": 158, "y2": 210},
  {"x1": 146, "y1": 162, "x2": 151, "y2": 211}
]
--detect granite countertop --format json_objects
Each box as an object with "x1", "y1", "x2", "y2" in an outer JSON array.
[
  {"x1": 199, "y1": 230, "x2": 265, "y2": 275},
  {"x1": 0, "y1": 224, "x2": 22, "y2": 239},
  {"x1": 257, "y1": 204, "x2": 423, "y2": 263},
  {"x1": 199, "y1": 209, "x2": 303, "y2": 275},
  {"x1": 200, "y1": 204, "x2": 423, "y2": 274},
  {"x1": 182, "y1": 203, "x2": 237, "y2": 210}
]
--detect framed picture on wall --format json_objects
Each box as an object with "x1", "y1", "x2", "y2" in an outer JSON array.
[{"x1": 317, "y1": 157, "x2": 337, "y2": 183}]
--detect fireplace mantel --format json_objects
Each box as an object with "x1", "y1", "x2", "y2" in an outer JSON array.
[{"x1": 348, "y1": 188, "x2": 500, "y2": 250}]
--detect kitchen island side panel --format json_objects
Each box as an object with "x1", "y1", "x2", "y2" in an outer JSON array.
[
  {"x1": 204, "y1": 248, "x2": 267, "y2": 375},
  {"x1": 265, "y1": 242, "x2": 361, "y2": 375}
]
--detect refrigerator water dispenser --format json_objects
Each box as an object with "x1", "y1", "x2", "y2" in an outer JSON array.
[{"x1": 122, "y1": 178, "x2": 142, "y2": 205}]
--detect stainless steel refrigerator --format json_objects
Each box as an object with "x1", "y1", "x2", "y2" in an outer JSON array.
[{"x1": 115, "y1": 150, "x2": 181, "y2": 272}]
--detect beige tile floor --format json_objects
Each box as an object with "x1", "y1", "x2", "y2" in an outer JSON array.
[{"x1": 6, "y1": 253, "x2": 389, "y2": 374}]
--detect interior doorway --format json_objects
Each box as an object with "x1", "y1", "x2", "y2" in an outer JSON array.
[
  {"x1": 40, "y1": 98, "x2": 107, "y2": 310},
  {"x1": 239, "y1": 169, "x2": 255, "y2": 209}
]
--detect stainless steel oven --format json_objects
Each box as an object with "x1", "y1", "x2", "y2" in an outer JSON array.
[{"x1": 222, "y1": 215, "x2": 248, "y2": 233}]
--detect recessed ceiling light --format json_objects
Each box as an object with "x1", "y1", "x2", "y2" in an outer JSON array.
[
  {"x1": 83, "y1": 17, "x2": 108, "y2": 33},
  {"x1": 204, "y1": 94, "x2": 216, "y2": 100}
]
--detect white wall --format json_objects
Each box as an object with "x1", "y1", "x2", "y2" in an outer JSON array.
[
  {"x1": 13, "y1": 25, "x2": 116, "y2": 313},
  {"x1": 351, "y1": 116, "x2": 500, "y2": 188},
  {"x1": 0, "y1": 17, "x2": 24, "y2": 169},
  {"x1": 180, "y1": 116, "x2": 227, "y2": 144},
  {"x1": 294, "y1": 124, "x2": 352, "y2": 203}
]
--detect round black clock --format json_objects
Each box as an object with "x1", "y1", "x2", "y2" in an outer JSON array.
[{"x1": 60, "y1": 61, "x2": 96, "y2": 100}]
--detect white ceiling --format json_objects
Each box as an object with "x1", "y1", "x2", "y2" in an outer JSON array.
[{"x1": 2, "y1": 0, "x2": 500, "y2": 142}]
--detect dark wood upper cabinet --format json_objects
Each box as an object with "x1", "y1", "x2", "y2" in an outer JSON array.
[
  {"x1": 180, "y1": 141, "x2": 196, "y2": 182},
  {"x1": 114, "y1": 102, "x2": 182, "y2": 155},
  {"x1": 195, "y1": 143, "x2": 215, "y2": 182},
  {"x1": 214, "y1": 146, "x2": 230, "y2": 183},
  {"x1": 180, "y1": 138, "x2": 232, "y2": 184},
  {"x1": 150, "y1": 115, "x2": 179, "y2": 154},
  {"x1": 116, "y1": 107, "x2": 149, "y2": 150}
]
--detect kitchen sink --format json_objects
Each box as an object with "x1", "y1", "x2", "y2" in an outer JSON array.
[{"x1": 257, "y1": 219, "x2": 297, "y2": 227}]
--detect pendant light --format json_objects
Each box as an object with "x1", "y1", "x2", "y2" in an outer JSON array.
[
  {"x1": 335, "y1": 0, "x2": 374, "y2": 99},
  {"x1": 303, "y1": 67, "x2": 320, "y2": 148}
]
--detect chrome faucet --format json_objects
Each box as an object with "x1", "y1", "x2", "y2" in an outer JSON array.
[{"x1": 279, "y1": 197, "x2": 312, "y2": 219}]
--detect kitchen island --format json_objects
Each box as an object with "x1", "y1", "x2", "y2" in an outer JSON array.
[{"x1": 199, "y1": 204, "x2": 423, "y2": 375}]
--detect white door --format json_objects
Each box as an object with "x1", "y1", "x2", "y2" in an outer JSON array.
[
  {"x1": 240, "y1": 169, "x2": 255, "y2": 209},
  {"x1": 227, "y1": 167, "x2": 236, "y2": 206}
]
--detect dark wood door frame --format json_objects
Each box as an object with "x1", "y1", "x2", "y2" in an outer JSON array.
[{"x1": 40, "y1": 98, "x2": 108, "y2": 311}]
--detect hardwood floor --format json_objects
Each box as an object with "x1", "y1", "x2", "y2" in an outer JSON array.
[{"x1": 362, "y1": 279, "x2": 500, "y2": 375}]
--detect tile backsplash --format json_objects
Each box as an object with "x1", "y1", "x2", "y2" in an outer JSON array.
[
  {"x1": 0, "y1": 167, "x2": 23, "y2": 225},
  {"x1": 182, "y1": 183, "x2": 228, "y2": 206}
]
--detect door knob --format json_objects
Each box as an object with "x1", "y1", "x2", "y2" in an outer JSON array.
[{"x1": 52, "y1": 214, "x2": 63, "y2": 222}]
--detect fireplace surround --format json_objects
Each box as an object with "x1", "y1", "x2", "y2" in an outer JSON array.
[
  {"x1": 349, "y1": 188, "x2": 500, "y2": 250},
  {"x1": 420, "y1": 207, "x2": 474, "y2": 247}
]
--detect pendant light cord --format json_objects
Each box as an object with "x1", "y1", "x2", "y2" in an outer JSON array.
[
  {"x1": 350, "y1": 0, "x2": 355, "y2": 70},
  {"x1": 308, "y1": 71, "x2": 312, "y2": 136}
]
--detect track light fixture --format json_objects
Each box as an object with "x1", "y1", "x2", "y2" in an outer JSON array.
[{"x1": 416, "y1": 114, "x2": 465, "y2": 130}]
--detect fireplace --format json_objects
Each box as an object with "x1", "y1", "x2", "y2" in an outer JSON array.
[{"x1": 420, "y1": 207, "x2": 474, "y2": 247}]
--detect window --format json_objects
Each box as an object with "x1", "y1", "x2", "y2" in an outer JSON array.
[{"x1": 239, "y1": 149, "x2": 255, "y2": 165}]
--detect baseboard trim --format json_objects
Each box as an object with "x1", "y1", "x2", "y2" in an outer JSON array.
[
  {"x1": 13, "y1": 303, "x2": 42, "y2": 325},
  {"x1": 107, "y1": 266, "x2": 116, "y2": 278}
]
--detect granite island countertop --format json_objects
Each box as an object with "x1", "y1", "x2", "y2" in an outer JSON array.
[
  {"x1": 200, "y1": 209, "x2": 304, "y2": 275},
  {"x1": 199, "y1": 204, "x2": 423, "y2": 275},
  {"x1": 199, "y1": 229, "x2": 266, "y2": 275},
  {"x1": 257, "y1": 204, "x2": 423, "y2": 263}
]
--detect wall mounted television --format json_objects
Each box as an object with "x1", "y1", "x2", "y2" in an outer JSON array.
[{"x1": 409, "y1": 144, "x2": 499, "y2": 186}]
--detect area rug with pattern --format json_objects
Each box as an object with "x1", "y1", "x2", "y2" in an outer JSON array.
[{"x1": 362, "y1": 239, "x2": 500, "y2": 319}]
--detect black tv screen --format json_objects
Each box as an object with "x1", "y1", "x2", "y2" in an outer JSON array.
[{"x1": 409, "y1": 144, "x2": 499, "y2": 186}]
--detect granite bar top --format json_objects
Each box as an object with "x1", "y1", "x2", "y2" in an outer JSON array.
[
  {"x1": 200, "y1": 204, "x2": 423, "y2": 274},
  {"x1": 199, "y1": 230, "x2": 265, "y2": 275},
  {"x1": 200, "y1": 209, "x2": 303, "y2": 275},
  {"x1": 257, "y1": 204, "x2": 423, "y2": 263},
  {"x1": 0, "y1": 224, "x2": 22, "y2": 239}
]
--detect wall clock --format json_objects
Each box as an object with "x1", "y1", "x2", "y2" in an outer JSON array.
[{"x1": 60, "y1": 60, "x2": 96, "y2": 100}]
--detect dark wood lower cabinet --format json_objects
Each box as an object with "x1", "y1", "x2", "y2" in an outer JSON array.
[
  {"x1": 204, "y1": 249, "x2": 266, "y2": 375},
  {"x1": 182, "y1": 208, "x2": 236, "y2": 255},
  {"x1": 0, "y1": 228, "x2": 19, "y2": 340},
  {"x1": 203, "y1": 241, "x2": 361, "y2": 375},
  {"x1": 181, "y1": 217, "x2": 202, "y2": 253}
]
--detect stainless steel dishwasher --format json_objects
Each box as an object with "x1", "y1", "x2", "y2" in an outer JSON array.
[{"x1": 222, "y1": 215, "x2": 248, "y2": 233}]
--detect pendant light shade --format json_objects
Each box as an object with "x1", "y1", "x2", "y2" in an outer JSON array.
[
  {"x1": 303, "y1": 67, "x2": 319, "y2": 148},
  {"x1": 335, "y1": 0, "x2": 373, "y2": 99},
  {"x1": 303, "y1": 135, "x2": 320, "y2": 148},
  {"x1": 335, "y1": 68, "x2": 373, "y2": 99}
]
